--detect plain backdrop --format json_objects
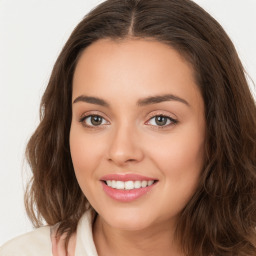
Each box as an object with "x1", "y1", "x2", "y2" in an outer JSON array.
[{"x1": 0, "y1": 0, "x2": 255, "y2": 246}]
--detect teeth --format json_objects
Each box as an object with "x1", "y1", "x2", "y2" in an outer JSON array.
[
  {"x1": 116, "y1": 181, "x2": 125, "y2": 189},
  {"x1": 105, "y1": 180, "x2": 155, "y2": 190},
  {"x1": 125, "y1": 181, "x2": 134, "y2": 190},
  {"x1": 141, "y1": 181, "x2": 147, "y2": 188},
  {"x1": 148, "y1": 180, "x2": 154, "y2": 186},
  {"x1": 134, "y1": 180, "x2": 141, "y2": 189}
]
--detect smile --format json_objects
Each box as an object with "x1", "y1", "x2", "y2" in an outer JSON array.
[
  {"x1": 100, "y1": 174, "x2": 158, "y2": 202},
  {"x1": 104, "y1": 180, "x2": 155, "y2": 190}
]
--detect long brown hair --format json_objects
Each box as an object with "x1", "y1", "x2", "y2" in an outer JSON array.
[{"x1": 25, "y1": 0, "x2": 256, "y2": 255}]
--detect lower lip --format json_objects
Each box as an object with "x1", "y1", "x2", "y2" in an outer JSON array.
[{"x1": 101, "y1": 182, "x2": 157, "y2": 202}]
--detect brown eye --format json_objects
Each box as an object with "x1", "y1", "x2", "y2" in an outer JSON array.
[
  {"x1": 80, "y1": 115, "x2": 108, "y2": 127},
  {"x1": 91, "y1": 115, "x2": 103, "y2": 126},
  {"x1": 147, "y1": 115, "x2": 177, "y2": 127},
  {"x1": 155, "y1": 116, "x2": 168, "y2": 126}
]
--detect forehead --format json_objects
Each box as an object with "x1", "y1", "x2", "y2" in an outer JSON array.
[{"x1": 72, "y1": 38, "x2": 201, "y2": 108}]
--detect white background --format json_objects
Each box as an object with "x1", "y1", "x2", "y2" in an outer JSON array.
[{"x1": 0, "y1": 0, "x2": 255, "y2": 246}]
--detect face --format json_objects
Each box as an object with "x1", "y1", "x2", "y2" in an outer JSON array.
[{"x1": 70, "y1": 38, "x2": 206, "y2": 231}]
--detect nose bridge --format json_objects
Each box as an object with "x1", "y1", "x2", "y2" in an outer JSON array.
[{"x1": 107, "y1": 120, "x2": 143, "y2": 165}]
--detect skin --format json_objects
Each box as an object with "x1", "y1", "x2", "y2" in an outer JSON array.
[{"x1": 69, "y1": 38, "x2": 206, "y2": 256}]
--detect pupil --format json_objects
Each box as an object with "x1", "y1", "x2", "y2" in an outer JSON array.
[
  {"x1": 92, "y1": 116, "x2": 102, "y2": 126},
  {"x1": 156, "y1": 116, "x2": 167, "y2": 126}
]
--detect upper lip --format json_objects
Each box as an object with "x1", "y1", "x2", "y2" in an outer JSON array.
[{"x1": 100, "y1": 173, "x2": 158, "y2": 182}]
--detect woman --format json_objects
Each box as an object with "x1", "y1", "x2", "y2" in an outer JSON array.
[{"x1": 1, "y1": 0, "x2": 255, "y2": 255}]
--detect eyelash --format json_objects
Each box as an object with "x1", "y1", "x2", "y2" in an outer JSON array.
[
  {"x1": 79, "y1": 113, "x2": 178, "y2": 129},
  {"x1": 145, "y1": 114, "x2": 178, "y2": 129},
  {"x1": 79, "y1": 114, "x2": 109, "y2": 129}
]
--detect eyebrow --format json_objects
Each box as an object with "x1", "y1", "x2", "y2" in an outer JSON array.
[
  {"x1": 73, "y1": 94, "x2": 189, "y2": 107},
  {"x1": 137, "y1": 94, "x2": 189, "y2": 107},
  {"x1": 73, "y1": 95, "x2": 109, "y2": 107}
]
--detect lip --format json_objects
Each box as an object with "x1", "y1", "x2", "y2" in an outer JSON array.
[
  {"x1": 100, "y1": 173, "x2": 158, "y2": 202},
  {"x1": 100, "y1": 173, "x2": 156, "y2": 182}
]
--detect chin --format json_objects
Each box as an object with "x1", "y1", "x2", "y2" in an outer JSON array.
[
  {"x1": 99, "y1": 207, "x2": 158, "y2": 231},
  {"x1": 110, "y1": 217, "x2": 151, "y2": 231}
]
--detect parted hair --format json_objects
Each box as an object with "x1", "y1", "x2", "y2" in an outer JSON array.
[{"x1": 25, "y1": 0, "x2": 256, "y2": 255}]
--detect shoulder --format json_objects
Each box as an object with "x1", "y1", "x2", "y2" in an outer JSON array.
[{"x1": 0, "y1": 226, "x2": 52, "y2": 256}]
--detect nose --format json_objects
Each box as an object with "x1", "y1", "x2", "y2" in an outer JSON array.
[{"x1": 107, "y1": 124, "x2": 144, "y2": 166}]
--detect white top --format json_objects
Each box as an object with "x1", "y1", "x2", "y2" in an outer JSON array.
[{"x1": 0, "y1": 211, "x2": 98, "y2": 256}]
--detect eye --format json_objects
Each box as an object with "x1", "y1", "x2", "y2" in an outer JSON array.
[
  {"x1": 146, "y1": 115, "x2": 177, "y2": 127},
  {"x1": 80, "y1": 115, "x2": 108, "y2": 127}
]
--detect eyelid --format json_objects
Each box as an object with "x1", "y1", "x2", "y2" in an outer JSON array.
[
  {"x1": 145, "y1": 111, "x2": 178, "y2": 128},
  {"x1": 147, "y1": 110, "x2": 176, "y2": 118},
  {"x1": 79, "y1": 110, "x2": 109, "y2": 121},
  {"x1": 79, "y1": 111, "x2": 110, "y2": 128}
]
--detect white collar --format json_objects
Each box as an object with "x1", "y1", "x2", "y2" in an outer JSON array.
[{"x1": 75, "y1": 210, "x2": 98, "y2": 256}]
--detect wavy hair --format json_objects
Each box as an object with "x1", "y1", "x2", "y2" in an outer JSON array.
[{"x1": 25, "y1": 0, "x2": 256, "y2": 255}]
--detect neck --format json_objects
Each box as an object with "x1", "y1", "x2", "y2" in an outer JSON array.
[{"x1": 93, "y1": 215, "x2": 183, "y2": 256}]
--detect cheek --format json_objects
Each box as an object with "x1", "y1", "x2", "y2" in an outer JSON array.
[
  {"x1": 69, "y1": 124, "x2": 108, "y2": 205},
  {"x1": 150, "y1": 125, "x2": 205, "y2": 198},
  {"x1": 69, "y1": 124, "x2": 105, "y2": 181},
  {"x1": 152, "y1": 129, "x2": 204, "y2": 170},
  {"x1": 159, "y1": 143, "x2": 203, "y2": 217}
]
